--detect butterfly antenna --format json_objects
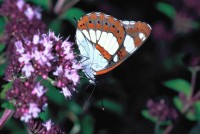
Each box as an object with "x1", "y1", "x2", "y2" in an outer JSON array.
[
  {"x1": 101, "y1": 99, "x2": 105, "y2": 111},
  {"x1": 73, "y1": 17, "x2": 78, "y2": 25},
  {"x1": 83, "y1": 85, "x2": 96, "y2": 111}
]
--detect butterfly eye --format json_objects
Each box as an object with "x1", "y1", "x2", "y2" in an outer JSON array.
[
  {"x1": 117, "y1": 30, "x2": 119, "y2": 33},
  {"x1": 97, "y1": 21, "x2": 100, "y2": 23},
  {"x1": 89, "y1": 20, "x2": 92, "y2": 23},
  {"x1": 105, "y1": 22, "x2": 108, "y2": 25},
  {"x1": 112, "y1": 25, "x2": 115, "y2": 28}
]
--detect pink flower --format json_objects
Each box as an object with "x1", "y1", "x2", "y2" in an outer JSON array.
[
  {"x1": 32, "y1": 82, "x2": 47, "y2": 97},
  {"x1": 6, "y1": 79, "x2": 47, "y2": 122},
  {"x1": 19, "y1": 53, "x2": 32, "y2": 64},
  {"x1": 62, "y1": 87, "x2": 72, "y2": 97},
  {"x1": 43, "y1": 120, "x2": 54, "y2": 131},
  {"x1": 21, "y1": 113, "x2": 32, "y2": 122},
  {"x1": 32, "y1": 34, "x2": 40, "y2": 44},
  {"x1": 22, "y1": 63, "x2": 34, "y2": 77},
  {"x1": 16, "y1": 0, "x2": 25, "y2": 11},
  {"x1": 15, "y1": 41, "x2": 24, "y2": 54},
  {"x1": 24, "y1": 6, "x2": 35, "y2": 20},
  {"x1": 28, "y1": 103, "x2": 41, "y2": 118},
  {"x1": 53, "y1": 65, "x2": 64, "y2": 76},
  {"x1": 6, "y1": 31, "x2": 81, "y2": 98}
]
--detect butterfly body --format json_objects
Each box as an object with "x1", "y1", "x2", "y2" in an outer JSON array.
[{"x1": 76, "y1": 12, "x2": 151, "y2": 82}]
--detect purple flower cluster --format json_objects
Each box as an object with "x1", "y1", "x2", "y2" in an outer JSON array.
[
  {"x1": 27, "y1": 119, "x2": 65, "y2": 134},
  {"x1": 0, "y1": 0, "x2": 45, "y2": 55},
  {"x1": 0, "y1": 0, "x2": 81, "y2": 132},
  {"x1": 147, "y1": 99, "x2": 178, "y2": 121},
  {"x1": 184, "y1": 0, "x2": 200, "y2": 16},
  {"x1": 6, "y1": 32, "x2": 81, "y2": 98},
  {"x1": 6, "y1": 79, "x2": 47, "y2": 122}
]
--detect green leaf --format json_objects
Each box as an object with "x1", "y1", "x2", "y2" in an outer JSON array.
[
  {"x1": 192, "y1": 21, "x2": 200, "y2": 29},
  {"x1": 26, "y1": 0, "x2": 51, "y2": 11},
  {"x1": 141, "y1": 110, "x2": 171, "y2": 126},
  {"x1": 48, "y1": 19, "x2": 62, "y2": 35},
  {"x1": 0, "y1": 17, "x2": 6, "y2": 34},
  {"x1": 156, "y1": 2, "x2": 176, "y2": 19},
  {"x1": 96, "y1": 99, "x2": 123, "y2": 115},
  {"x1": 1, "y1": 102, "x2": 15, "y2": 110},
  {"x1": 173, "y1": 97, "x2": 183, "y2": 112},
  {"x1": 59, "y1": 8, "x2": 85, "y2": 27},
  {"x1": 67, "y1": 101, "x2": 83, "y2": 115},
  {"x1": 42, "y1": 80, "x2": 65, "y2": 105},
  {"x1": 39, "y1": 108, "x2": 49, "y2": 121},
  {"x1": 0, "y1": 62, "x2": 7, "y2": 76},
  {"x1": 194, "y1": 101, "x2": 200, "y2": 121},
  {"x1": 0, "y1": 44, "x2": 5, "y2": 53},
  {"x1": 186, "y1": 111, "x2": 196, "y2": 121},
  {"x1": 81, "y1": 115, "x2": 94, "y2": 134},
  {"x1": 0, "y1": 82, "x2": 13, "y2": 99},
  {"x1": 164, "y1": 79, "x2": 191, "y2": 96},
  {"x1": 142, "y1": 110, "x2": 157, "y2": 123},
  {"x1": 4, "y1": 118, "x2": 26, "y2": 134}
]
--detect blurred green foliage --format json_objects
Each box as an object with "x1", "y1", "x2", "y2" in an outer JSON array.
[
  {"x1": 26, "y1": 0, "x2": 51, "y2": 10},
  {"x1": 164, "y1": 79, "x2": 191, "y2": 97},
  {"x1": 156, "y1": 2, "x2": 176, "y2": 19},
  {"x1": 59, "y1": 8, "x2": 86, "y2": 27},
  {"x1": 0, "y1": 82, "x2": 12, "y2": 99}
]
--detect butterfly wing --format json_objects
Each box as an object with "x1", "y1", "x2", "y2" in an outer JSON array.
[
  {"x1": 76, "y1": 12, "x2": 126, "y2": 78},
  {"x1": 96, "y1": 21, "x2": 151, "y2": 75}
]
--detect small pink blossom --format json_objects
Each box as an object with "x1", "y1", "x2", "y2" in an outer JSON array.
[
  {"x1": 28, "y1": 103, "x2": 41, "y2": 118},
  {"x1": 62, "y1": 87, "x2": 71, "y2": 97},
  {"x1": 72, "y1": 63, "x2": 81, "y2": 70},
  {"x1": 20, "y1": 113, "x2": 31, "y2": 122},
  {"x1": 53, "y1": 65, "x2": 63, "y2": 76},
  {"x1": 15, "y1": 41, "x2": 24, "y2": 54},
  {"x1": 24, "y1": 6, "x2": 34, "y2": 20},
  {"x1": 43, "y1": 120, "x2": 54, "y2": 131},
  {"x1": 32, "y1": 82, "x2": 47, "y2": 97},
  {"x1": 19, "y1": 53, "x2": 32, "y2": 64},
  {"x1": 48, "y1": 31, "x2": 59, "y2": 41},
  {"x1": 16, "y1": 0, "x2": 25, "y2": 11},
  {"x1": 34, "y1": 8, "x2": 42, "y2": 19},
  {"x1": 32, "y1": 34, "x2": 40, "y2": 44},
  {"x1": 64, "y1": 70, "x2": 79, "y2": 85},
  {"x1": 65, "y1": 53, "x2": 74, "y2": 60},
  {"x1": 22, "y1": 63, "x2": 34, "y2": 77}
]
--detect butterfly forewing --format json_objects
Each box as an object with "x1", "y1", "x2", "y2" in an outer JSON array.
[{"x1": 76, "y1": 12, "x2": 126, "y2": 73}]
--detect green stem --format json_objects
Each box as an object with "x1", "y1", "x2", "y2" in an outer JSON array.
[
  {"x1": 154, "y1": 121, "x2": 160, "y2": 134},
  {"x1": 163, "y1": 124, "x2": 173, "y2": 134},
  {"x1": 0, "y1": 109, "x2": 15, "y2": 129},
  {"x1": 189, "y1": 67, "x2": 198, "y2": 98},
  {"x1": 182, "y1": 66, "x2": 200, "y2": 113}
]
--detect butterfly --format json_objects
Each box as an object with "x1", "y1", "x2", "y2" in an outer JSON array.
[{"x1": 75, "y1": 12, "x2": 151, "y2": 83}]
